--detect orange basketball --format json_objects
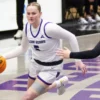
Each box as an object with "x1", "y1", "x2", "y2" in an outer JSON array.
[{"x1": 0, "y1": 56, "x2": 6, "y2": 73}]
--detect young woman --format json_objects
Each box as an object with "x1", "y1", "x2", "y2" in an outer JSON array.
[
  {"x1": 2, "y1": 2, "x2": 87, "y2": 100},
  {"x1": 56, "y1": 41, "x2": 100, "y2": 59}
]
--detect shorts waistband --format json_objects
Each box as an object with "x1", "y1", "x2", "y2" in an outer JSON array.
[{"x1": 34, "y1": 59, "x2": 63, "y2": 66}]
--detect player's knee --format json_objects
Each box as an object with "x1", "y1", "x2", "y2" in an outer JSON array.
[{"x1": 22, "y1": 91, "x2": 37, "y2": 100}]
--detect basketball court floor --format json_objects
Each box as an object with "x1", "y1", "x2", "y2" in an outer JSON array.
[{"x1": 0, "y1": 29, "x2": 100, "y2": 100}]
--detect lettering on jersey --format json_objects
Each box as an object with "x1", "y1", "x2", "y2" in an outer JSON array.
[
  {"x1": 36, "y1": 40, "x2": 45, "y2": 44},
  {"x1": 29, "y1": 40, "x2": 35, "y2": 43},
  {"x1": 29, "y1": 40, "x2": 46, "y2": 44}
]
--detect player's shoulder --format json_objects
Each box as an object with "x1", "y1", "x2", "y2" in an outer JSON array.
[
  {"x1": 43, "y1": 19, "x2": 58, "y2": 28},
  {"x1": 42, "y1": 19, "x2": 55, "y2": 25}
]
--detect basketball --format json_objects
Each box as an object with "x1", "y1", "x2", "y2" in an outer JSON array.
[{"x1": 0, "y1": 56, "x2": 6, "y2": 73}]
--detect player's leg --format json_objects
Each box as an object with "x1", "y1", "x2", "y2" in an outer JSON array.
[
  {"x1": 27, "y1": 77, "x2": 36, "y2": 89},
  {"x1": 37, "y1": 71, "x2": 68, "y2": 95},
  {"x1": 22, "y1": 71, "x2": 68, "y2": 100},
  {"x1": 22, "y1": 77, "x2": 51, "y2": 100},
  {"x1": 22, "y1": 71, "x2": 58, "y2": 100},
  {"x1": 27, "y1": 60, "x2": 39, "y2": 89},
  {"x1": 46, "y1": 76, "x2": 68, "y2": 95},
  {"x1": 45, "y1": 63, "x2": 69, "y2": 95}
]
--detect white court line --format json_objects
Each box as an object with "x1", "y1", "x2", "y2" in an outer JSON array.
[{"x1": 90, "y1": 94, "x2": 100, "y2": 99}]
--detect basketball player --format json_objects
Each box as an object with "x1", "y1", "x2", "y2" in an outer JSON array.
[
  {"x1": 2, "y1": 2, "x2": 87, "y2": 100},
  {"x1": 56, "y1": 41, "x2": 100, "y2": 59}
]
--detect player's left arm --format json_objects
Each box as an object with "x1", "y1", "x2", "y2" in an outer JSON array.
[
  {"x1": 46, "y1": 23, "x2": 79, "y2": 52},
  {"x1": 46, "y1": 23, "x2": 87, "y2": 74}
]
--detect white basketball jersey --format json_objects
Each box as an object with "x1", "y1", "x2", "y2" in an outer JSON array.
[{"x1": 24, "y1": 19, "x2": 61, "y2": 62}]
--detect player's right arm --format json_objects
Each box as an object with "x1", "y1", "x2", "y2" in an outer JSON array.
[{"x1": 2, "y1": 32, "x2": 29, "y2": 59}]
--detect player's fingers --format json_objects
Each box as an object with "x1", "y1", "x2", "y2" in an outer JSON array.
[
  {"x1": 56, "y1": 51, "x2": 63, "y2": 55},
  {"x1": 82, "y1": 67, "x2": 87, "y2": 75},
  {"x1": 75, "y1": 64, "x2": 79, "y2": 71}
]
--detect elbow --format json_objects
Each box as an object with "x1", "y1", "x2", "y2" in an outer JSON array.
[
  {"x1": 19, "y1": 44, "x2": 27, "y2": 53},
  {"x1": 70, "y1": 34, "x2": 77, "y2": 41},
  {"x1": 72, "y1": 34, "x2": 76, "y2": 37},
  {"x1": 21, "y1": 47, "x2": 27, "y2": 53}
]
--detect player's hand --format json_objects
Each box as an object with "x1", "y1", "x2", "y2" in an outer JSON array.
[
  {"x1": 75, "y1": 61, "x2": 87, "y2": 75},
  {"x1": 56, "y1": 47, "x2": 71, "y2": 59}
]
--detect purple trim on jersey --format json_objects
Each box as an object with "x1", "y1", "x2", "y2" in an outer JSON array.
[
  {"x1": 37, "y1": 75, "x2": 52, "y2": 85},
  {"x1": 44, "y1": 22, "x2": 52, "y2": 38},
  {"x1": 30, "y1": 19, "x2": 43, "y2": 38},
  {"x1": 25, "y1": 22, "x2": 28, "y2": 36},
  {"x1": 28, "y1": 74, "x2": 36, "y2": 80}
]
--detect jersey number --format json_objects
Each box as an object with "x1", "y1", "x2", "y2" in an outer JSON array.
[{"x1": 34, "y1": 45, "x2": 40, "y2": 51}]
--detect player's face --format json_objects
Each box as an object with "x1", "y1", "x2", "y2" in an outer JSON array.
[{"x1": 26, "y1": 6, "x2": 41, "y2": 24}]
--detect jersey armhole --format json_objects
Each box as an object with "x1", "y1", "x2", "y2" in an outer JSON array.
[
  {"x1": 44, "y1": 22, "x2": 52, "y2": 38},
  {"x1": 25, "y1": 22, "x2": 28, "y2": 36}
]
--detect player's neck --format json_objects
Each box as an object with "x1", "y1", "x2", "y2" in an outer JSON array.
[{"x1": 32, "y1": 19, "x2": 41, "y2": 28}]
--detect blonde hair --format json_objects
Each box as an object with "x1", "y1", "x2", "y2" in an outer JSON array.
[{"x1": 27, "y1": 2, "x2": 41, "y2": 12}]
